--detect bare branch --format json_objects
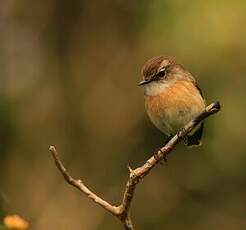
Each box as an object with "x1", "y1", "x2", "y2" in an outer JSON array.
[
  {"x1": 49, "y1": 101, "x2": 221, "y2": 230},
  {"x1": 49, "y1": 146, "x2": 122, "y2": 216}
]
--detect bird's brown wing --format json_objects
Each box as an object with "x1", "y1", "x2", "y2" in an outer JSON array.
[
  {"x1": 178, "y1": 64, "x2": 204, "y2": 99},
  {"x1": 194, "y1": 82, "x2": 204, "y2": 99}
]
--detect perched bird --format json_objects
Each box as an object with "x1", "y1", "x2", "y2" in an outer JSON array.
[{"x1": 139, "y1": 56, "x2": 206, "y2": 147}]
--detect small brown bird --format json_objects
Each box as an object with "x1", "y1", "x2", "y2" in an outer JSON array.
[{"x1": 139, "y1": 56, "x2": 206, "y2": 147}]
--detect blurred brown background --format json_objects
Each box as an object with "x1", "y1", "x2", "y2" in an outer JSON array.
[{"x1": 0, "y1": 0, "x2": 246, "y2": 229}]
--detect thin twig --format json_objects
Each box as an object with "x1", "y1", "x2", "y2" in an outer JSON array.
[
  {"x1": 49, "y1": 101, "x2": 221, "y2": 230},
  {"x1": 49, "y1": 146, "x2": 121, "y2": 215}
]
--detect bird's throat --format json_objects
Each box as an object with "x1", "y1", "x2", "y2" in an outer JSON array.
[{"x1": 144, "y1": 81, "x2": 173, "y2": 96}]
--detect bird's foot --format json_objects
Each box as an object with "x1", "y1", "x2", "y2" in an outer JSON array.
[
  {"x1": 154, "y1": 147, "x2": 168, "y2": 164},
  {"x1": 177, "y1": 128, "x2": 186, "y2": 139}
]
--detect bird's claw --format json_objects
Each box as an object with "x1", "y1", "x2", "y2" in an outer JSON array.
[
  {"x1": 154, "y1": 148, "x2": 168, "y2": 165},
  {"x1": 178, "y1": 128, "x2": 186, "y2": 138}
]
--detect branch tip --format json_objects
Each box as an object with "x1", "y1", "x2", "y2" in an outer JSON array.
[
  {"x1": 213, "y1": 101, "x2": 221, "y2": 110},
  {"x1": 49, "y1": 145, "x2": 56, "y2": 152},
  {"x1": 207, "y1": 101, "x2": 221, "y2": 112}
]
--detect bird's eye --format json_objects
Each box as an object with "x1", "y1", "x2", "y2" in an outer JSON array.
[{"x1": 156, "y1": 68, "x2": 166, "y2": 79}]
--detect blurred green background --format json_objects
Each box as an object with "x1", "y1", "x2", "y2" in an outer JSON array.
[{"x1": 0, "y1": 0, "x2": 246, "y2": 229}]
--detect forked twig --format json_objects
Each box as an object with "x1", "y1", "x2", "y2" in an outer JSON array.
[{"x1": 49, "y1": 101, "x2": 221, "y2": 230}]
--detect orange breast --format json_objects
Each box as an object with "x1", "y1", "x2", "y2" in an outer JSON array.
[{"x1": 144, "y1": 80, "x2": 205, "y2": 134}]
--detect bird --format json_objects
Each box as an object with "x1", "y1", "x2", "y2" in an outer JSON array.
[{"x1": 139, "y1": 56, "x2": 206, "y2": 147}]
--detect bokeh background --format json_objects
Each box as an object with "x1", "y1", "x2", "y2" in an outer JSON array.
[{"x1": 0, "y1": 0, "x2": 246, "y2": 229}]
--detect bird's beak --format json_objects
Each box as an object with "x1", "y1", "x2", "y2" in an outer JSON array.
[{"x1": 138, "y1": 79, "x2": 149, "y2": 86}]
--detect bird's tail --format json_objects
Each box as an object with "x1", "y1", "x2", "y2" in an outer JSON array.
[{"x1": 184, "y1": 123, "x2": 204, "y2": 147}]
